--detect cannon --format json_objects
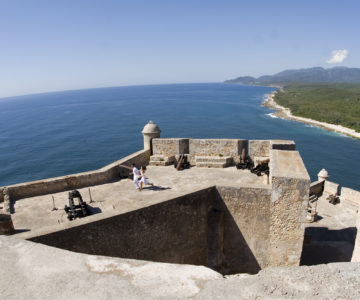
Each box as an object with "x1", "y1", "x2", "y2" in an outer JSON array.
[
  {"x1": 174, "y1": 154, "x2": 190, "y2": 170},
  {"x1": 64, "y1": 190, "x2": 89, "y2": 221},
  {"x1": 250, "y1": 160, "x2": 270, "y2": 176},
  {"x1": 236, "y1": 157, "x2": 254, "y2": 170}
]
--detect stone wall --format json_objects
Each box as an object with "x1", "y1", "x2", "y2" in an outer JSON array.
[
  {"x1": 270, "y1": 140, "x2": 296, "y2": 151},
  {"x1": 269, "y1": 150, "x2": 310, "y2": 267},
  {"x1": 249, "y1": 140, "x2": 270, "y2": 160},
  {"x1": 341, "y1": 187, "x2": 360, "y2": 208},
  {"x1": 310, "y1": 180, "x2": 324, "y2": 196},
  {"x1": 152, "y1": 138, "x2": 189, "y2": 157},
  {"x1": 352, "y1": 209, "x2": 360, "y2": 262},
  {"x1": 216, "y1": 186, "x2": 271, "y2": 274},
  {"x1": 0, "y1": 149, "x2": 150, "y2": 202},
  {"x1": 189, "y1": 139, "x2": 248, "y2": 164},
  {"x1": 29, "y1": 187, "x2": 218, "y2": 269},
  {"x1": 24, "y1": 182, "x2": 304, "y2": 275},
  {"x1": 324, "y1": 181, "x2": 339, "y2": 196}
]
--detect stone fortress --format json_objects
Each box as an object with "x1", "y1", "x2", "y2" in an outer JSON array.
[{"x1": 0, "y1": 121, "x2": 360, "y2": 299}]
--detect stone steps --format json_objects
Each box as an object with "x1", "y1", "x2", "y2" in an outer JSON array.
[
  {"x1": 149, "y1": 155, "x2": 175, "y2": 166},
  {"x1": 195, "y1": 156, "x2": 232, "y2": 168}
]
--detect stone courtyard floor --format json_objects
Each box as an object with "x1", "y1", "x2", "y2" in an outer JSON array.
[{"x1": 11, "y1": 165, "x2": 268, "y2": 235}]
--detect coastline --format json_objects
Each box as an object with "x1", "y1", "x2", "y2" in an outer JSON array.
[{"x1": 263, "y1": 91, "x2": 360, "y2": 140}]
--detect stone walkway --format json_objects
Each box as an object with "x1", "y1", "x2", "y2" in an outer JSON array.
[{"x1": 11, "y1": 166, "x2": 268, "y2": 235}]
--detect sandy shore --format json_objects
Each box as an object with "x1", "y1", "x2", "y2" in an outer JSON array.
[{"x1": 263, "y1": 91, "x2": 360, "y2": 140}]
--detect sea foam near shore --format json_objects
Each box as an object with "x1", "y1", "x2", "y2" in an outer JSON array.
[{"x1": 263, "y1": 91, "x2": 360, "y2": 140}]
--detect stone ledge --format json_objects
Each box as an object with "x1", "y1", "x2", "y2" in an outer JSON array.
[{"x1": 1, "y1": 236, "x2": 360, "y2": 300}]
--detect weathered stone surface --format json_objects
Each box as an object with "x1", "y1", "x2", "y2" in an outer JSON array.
[
  {"x1": 189, "y1": 139, "x2": 247, "y2": 164},
  {"x1": 142, "y1": 121, "x2": 161, "y2": 151},
  {"x1": 352, "y1": 209, "x2": 360, "y2": 262},
  {"x1": 249, "y1": 140, "x2": 270, "y2": 159},
  {"x1": 195, "y1": 156, "x2": 233, "y2": 168},
  {"x1": 269, "y1": 150, "x2": 310, "y2": 267},
  {"x1": 0, "y1": 214, "x2": 14, "y2": 235},
  {"x1": 216, "y1": 186, "x2": 271, "y2": 273},
  {"x1": 341, "y1": 187, "x2": 360, "y2": 207},
  {"x1": 3, "y1": 187, "x2": 11, "y2": 212},
  {"x1": 152, "y1": 138, "x2": 189, "y2": 157},
  {"x1": 270, "y1": 139, "x2": 296, "y2": 150},
  {"x1": 324, "y1": 180, "x2": 339, "y2": 196},
  {"x1": 149, "y1": 155, "x2": 175, "y2": 166},
  {"x1": 1, "y1": 236, "x2": 360, "y2": 300},
  {"x1": 1, "y1": 149, "x2": 150, "y2": 201},
  {"x1": 28, "y1": 188, "x2": 219, "y2": 269},
  {"x1": 310, "y1": 180, "x2": 324, "y2": 196}
]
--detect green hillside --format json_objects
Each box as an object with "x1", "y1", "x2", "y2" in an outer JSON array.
[{"x1": 273, "y1": 83, "x2": 360, "y2": 132}]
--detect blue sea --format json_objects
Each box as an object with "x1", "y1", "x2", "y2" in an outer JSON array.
[{"x1": 0, "y1": 83, "x2": 359, "y2": 190}]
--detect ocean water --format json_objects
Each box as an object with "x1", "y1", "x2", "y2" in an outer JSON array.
[{"x1": 0, "y1": 83, "x2": 359, "y2": 190}]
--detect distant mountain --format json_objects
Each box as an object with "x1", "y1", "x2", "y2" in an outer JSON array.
[{"x1": 225, "y1": 67, "x2": 360, "y2": 84}]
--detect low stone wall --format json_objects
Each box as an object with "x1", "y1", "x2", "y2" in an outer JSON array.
[
  {"x1": 269, "y1": 150, "x2": 310, "y2": 267},
  {"x1": 324, "y1": 181, "x2": 339, "y2": 196},
  {"x1": 0, "y1": 149, "x2": 150, "y2": 202},
  {"x1": 310, "y1": 181, "x2": 324, "y2": 196},
  {"x1": 152, "y1": 138, "x2": 189, "y2": 157},
  {"x1": 249, "y1": 140, "x2": 270, "y2": 160},
  {"x1": 270, "y1": 140, "x2": 296, "y2": 151},
  {"x1": 352, "y1": 209, "x2": 360, "y2": 262},
  {"x1": 341, "y1": 187, "x2": 360, "y2": 208},
  {"x1": 189, "y1": 139, "x2": 248, "y2": 164}
]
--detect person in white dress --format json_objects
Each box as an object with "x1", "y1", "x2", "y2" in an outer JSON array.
[
  {"x1": 139, "y1": 165, "x2": 153, "y2": 191},
  {"x1": 131, "y1": 163, "x2": 141, "y2": 190}
]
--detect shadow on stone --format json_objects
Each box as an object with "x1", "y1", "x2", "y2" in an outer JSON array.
[
  {"x1": 300, "y1": 226, "x2": 357, "y2": 265},
  {"x1": 14, "y1": 229, "x2": 31, "y2": 234},
  {"x1": 86, "y1": 205, "x2": 102, "y2": 215},
  {"x1": 147, "y1": 186, "x2": 171, "y2": 191},
  {"x1": 28, "y1": 187, "x2": 261, "y2": 275}
]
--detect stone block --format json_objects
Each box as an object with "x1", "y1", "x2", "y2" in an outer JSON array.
[
  {"x1": 352, "y1": 209, "x2": 360, "y2": 262},
  {"x1": 310, "y1": 181, "x2": 324, "y2": 197},
  {"x1": 270, "y1": 140, "x2": 296, "y2": 151},
  {"x1": 324, "y1": 181, "x2": 339, "y2": 196},
  {"x1": 189, "y1": 139, "x2": 246, "y2": 164},
  {"x1": 269, "y1": 150, "x2": 310, "y2": 267},
  {"x1": 0, "y1": 214, "x2": 15, "y2": 235},
  {"x1": 195, "y1": 156, "x2": 232, "y2": 168},
  {"x1": 149, "y1": 155, "x2": 175, "y2": 166},
  {"x1": 249, "y1": 140, "x2": 270, "y2": 159},
  {"x1": 341, "y1": 187, "x2": 360, "y2": 208},
  {"x1": 152, "y1": 138, "x2": 189, "y2": 157}
]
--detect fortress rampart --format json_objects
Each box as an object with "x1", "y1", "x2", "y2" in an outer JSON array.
[{"x1": 1, "y1": 121, "x2": 359, "y2": 277}]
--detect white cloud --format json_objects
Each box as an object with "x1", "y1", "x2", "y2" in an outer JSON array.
[{"x1": 326, "y1": 49, "x2": 349, "y2": 64}]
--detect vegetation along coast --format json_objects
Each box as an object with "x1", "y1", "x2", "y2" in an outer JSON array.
[{"x1": 263, "y1": 87, "x2": 360, "y2": 140}]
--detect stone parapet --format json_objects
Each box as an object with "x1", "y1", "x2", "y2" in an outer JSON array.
[
  {"x1": 152, "y1": 138, "x2": 189, "y2": 157},
  {"x1": 341, "y1": 187, "x2": 360, "y2": 208},
  {"x1": 189, "y1": 139, "x2": 247, "y2": 164},
  {"x1": 149, "y1": 155, "x2": 175, "y2": 166},
  {"x1": 270, "y1": 140, "x2": 296, "y2": 151},
  {"x1": 310, "y1": 180, "x2": 324, "y2": 196},
  {"x1": 352, "y1": 209, "x2": 360, "y2": 262},
  {"x1": 269, "y1": 150, "x2": 310, "y2": 267},
  {"x1": 324, "y1": 181, "x2": 339, "y2": 196},
  {"x1": 195, "y1": 156, "x2": 232, "y2": 168},
  {"x1": 0, "y1": 214, "x2": 15, "y2": 235},
  {"x1": 249, "y1": 140, "x2": 270, "y2": 160},
  {"x1": 216, "y1": 186, "x2": 272, "y2": 272},
  {"x1": 1, "y1": 149, "x2": 150, "y2": 201}
]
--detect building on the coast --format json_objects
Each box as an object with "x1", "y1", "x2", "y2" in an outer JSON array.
[{"x1": 0, "y1": 121, "x2": 360, "y2": 298}]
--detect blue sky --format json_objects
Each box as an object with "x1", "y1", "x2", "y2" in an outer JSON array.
[{"x1": 1, "y1": 0, "x2": 359, "y2": 97}]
